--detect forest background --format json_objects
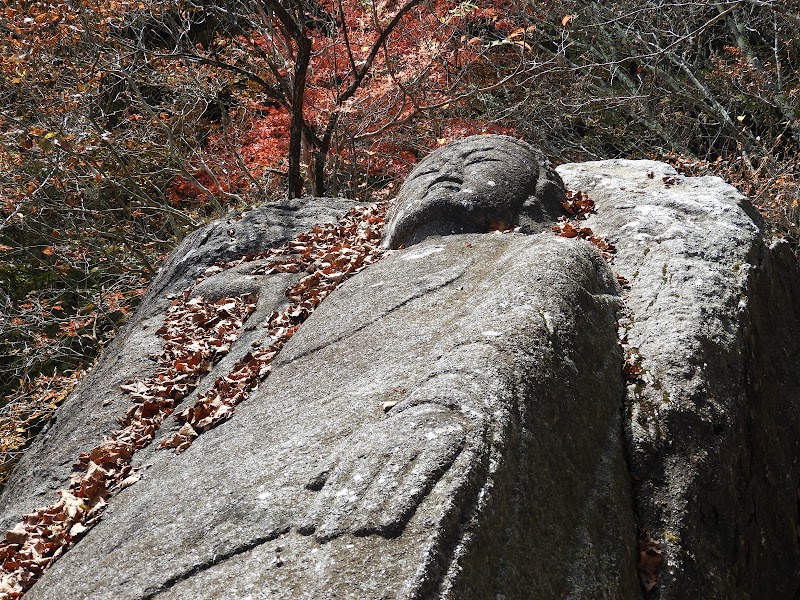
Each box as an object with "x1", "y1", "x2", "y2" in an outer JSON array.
[{"x1": 1, "y1": 0, "x2": 799, "y2": 483}]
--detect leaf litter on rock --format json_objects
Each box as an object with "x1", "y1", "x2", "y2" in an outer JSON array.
[
  {"x1": 556, "y1": 191, "x2": 665, "y2": 592},
  {"x1": 161, "y1": 203, "x2": 386, "y2": 451},
  {"x1": 0, "y1": 203, "x2": 387, "y2": 598}
]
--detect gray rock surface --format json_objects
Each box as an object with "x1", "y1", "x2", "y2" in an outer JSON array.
[
  {"x1": 381, "y1": 135, "x2": 564, "y2": 249},
  {"x1": 557, "y1": 160, "x2": 800, "y2": 598},
  {"x1": 0, "y1": 197, "x2": 356, "y2": 532},
  {"x1": 3, "y1": 156, "x2": 800, "y2": 599},
  {"x1": 20, "y1": 232, "x2": 639, "y2": 599}
]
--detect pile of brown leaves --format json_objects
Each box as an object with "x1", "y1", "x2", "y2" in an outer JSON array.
[
  {"x1": 0, "y1": 293, "x2": 255, "y2": 598},
  {"x1": 119, "y1": 294, "x2": 257, "y2": 451},
  {"x1": 162, "y1": 203, "x2": 386, "y2": 452},
  {"x1": 0, "y1": 204, "x2": 385, "y2": 598},
  {"x1": 560, "y1": 189, "x2": 595, "y2": 217},
  {"x1": 553, "y1": 190, "x2": 617, "y2": 264}
]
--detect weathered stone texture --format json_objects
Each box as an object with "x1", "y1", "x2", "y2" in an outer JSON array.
[
  {"x1": 3, "y1": 151, "x2": 800, "y2": 599},
  {"x1": 20, "y1": 233, "x2": 639, "y2": 599},
  {"x1": 558, "y1": 160, "x2": 800, "y2": 598}
]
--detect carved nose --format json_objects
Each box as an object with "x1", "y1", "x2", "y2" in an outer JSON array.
[
  {"x1": 428, "y1": 158, "x2": 463, "y2": 191},
  {"x1": 439, "y1": 156, "x2": 462, "y2": 177}
]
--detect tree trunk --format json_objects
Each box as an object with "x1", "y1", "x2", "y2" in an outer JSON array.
[
  {"x1": 312, "y1": 113, "x2": 338, "y2": 196},
  {"x1": 288, "y1": 34, "x2": 311, "y2": 199}
]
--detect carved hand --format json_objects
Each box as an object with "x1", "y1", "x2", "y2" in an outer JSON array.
[{"x1": 298, "y1": 403, "x2": 466, "y2": 542}]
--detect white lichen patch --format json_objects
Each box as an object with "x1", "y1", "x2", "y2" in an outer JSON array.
[
  {"x1": 541, "y1": 311, "x2": 555, "y2": 335},
  {"x1": 400, "y1": 245, "x2": 444, "y2": 261}
]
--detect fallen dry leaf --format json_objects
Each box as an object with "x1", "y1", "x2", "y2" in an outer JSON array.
[
  {"x1": 637, "y1": 530, "x2": 664, "y2": 592},
  {"x1": 561, "y1": 190, "x2": 595, "y2": 218}
]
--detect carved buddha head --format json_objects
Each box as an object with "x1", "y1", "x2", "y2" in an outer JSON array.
[{"x1": 382, "y1": 135, "x2": 562, "y2": 249}]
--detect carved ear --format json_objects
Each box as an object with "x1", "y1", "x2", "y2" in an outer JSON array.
[{"x1": 535, "y1": 158, "x2": 566, "y2": 208}]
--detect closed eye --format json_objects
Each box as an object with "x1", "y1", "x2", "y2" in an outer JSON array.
[
  {"x1": 463, "y1": 155, "x2": 505, "y2": 167},
  {"x1": 407, "y1": 167, "x2": 440, "y2": 181}
]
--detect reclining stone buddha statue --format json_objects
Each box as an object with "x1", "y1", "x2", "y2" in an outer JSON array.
[
  {"x1": 6, "y1": 135, "x2": 637, "y2": 599},
  {"x1": 8, "y1": 132, "x2": 797, "y2": 600},
  {"x1": 381, "y1": 134, "x2": 565, "y2": 249}
]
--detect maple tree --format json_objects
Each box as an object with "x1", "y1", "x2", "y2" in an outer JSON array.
[{"x1": 145, "y1": 0, "x2": 532, "y2": 197}]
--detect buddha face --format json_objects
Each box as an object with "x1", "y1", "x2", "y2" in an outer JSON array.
[{"x1": 382, "y1": 135, "x2": 540, "y2": 249}]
